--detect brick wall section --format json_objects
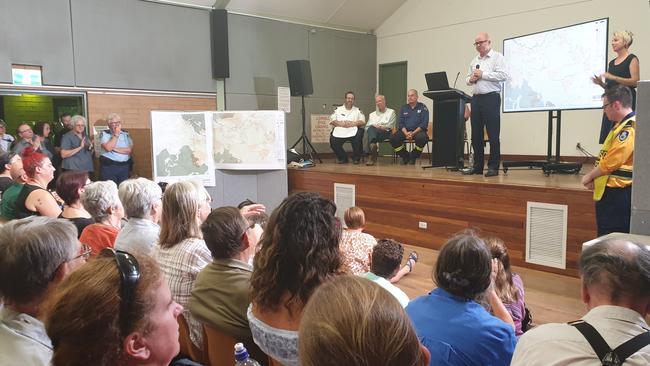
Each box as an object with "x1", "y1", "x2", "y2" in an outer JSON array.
[{"x1": 87, "y1": 93, "x2": 216, "y2": 179}]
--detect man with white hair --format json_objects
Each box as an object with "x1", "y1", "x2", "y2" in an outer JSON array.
[
  {"x1": 512, "y1": 239, "x2": 650, "y2": 365},
  {"x1": 99, "y1": 113, "x2": 133, "y2": 185},
  {"x1": 365, "y1": 94, "x2": 396, "y2": 166},
  {"x1": 60, "y1": 115, "x2": 93, "y2": 174},
  {"x1": 0, "y1": 217, "x2": 88, "y2": 366},
  {"x1": 115, "y1": 178, "x2": 163, "y2": 254}
]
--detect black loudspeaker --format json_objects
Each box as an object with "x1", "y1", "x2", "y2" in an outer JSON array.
[
  {"x1": 210, "y1": 9, "x2": 229, "y2": 79},
  {"x1": 286, "y1": 60, "x2": 313, "y2": 96}
]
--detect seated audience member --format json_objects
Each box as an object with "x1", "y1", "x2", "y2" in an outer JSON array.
[
  {"x1": 406, "y1": 233, "x2": 516, "y2": 366},
  {"x1": 249, "y1": 192, "x2": 342, "y2": 366},
  {"x1": 238, "y1": 199, "x2": 268, "y2": 257},
  {"x1": 511, "y1": 239, "x2": 650, "y2": 365},
  {"x1": 340, "y1": 206, "x2": 417, "y2": 280},
  {"x1": 15, "y1": 147, "x2": 61, "y2": 219},
  {"x1": 0, "y1": 153, "x2": 28, "y2": 220},
  {"x1": 299, "y1": 275, "x2": 430, "y2": 366},
  {"x1": 79, "y1": 180, "x2": 124, "y2": 256},
  {"x1": 329, "y1": 91, "x2": 366, "y2": 164},
  {"x1": 0, "y1": 217, "x2": 88, "y2": 366},
  {"x1": 340, "y1": 206, "x2": 377, "y2": 275},
  {"x1": 0, "y1": 119, "x2": 15, "y2": 153},
  {"x1": 152, "y1": 180, "x2": 212, "y2": 349},
  {"x1": 485, "y1": 236, "x2": 527, "y2": 337},
  {"x1": 45, "y1": 250, "x2": 183, "y2": 366},
  {"x1": 190, "y1": 206, "x2": 258, "y2": 341},
  {"x1": 0, "y1": 152, "x2": 20, "y2": 193},
  {"x1": 361, "y1": 239, "x2": 410, "y2": 307},
  {"x1": 60, "y1": 115, "x2": 93, "y2": 174},
  {"x1": 365, "y1": 94, "x2": 396, "y2": 166},
  {"x1": 115, "y1": 178, "x2": 163, "y2": 254},
  {"x1": 56, "y1": 171, "x2": 92, "y2": 237}
]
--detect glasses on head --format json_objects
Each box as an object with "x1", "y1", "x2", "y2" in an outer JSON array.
[
  {"x1": 473, "y1": 40, "x2": 488, "y2": 46},
  {"x1": 73, "y1": 244, "x2": 92, "y2": 261},
  {"x1": 100, "y1": 248, "x2": 141, "y2": 335}
]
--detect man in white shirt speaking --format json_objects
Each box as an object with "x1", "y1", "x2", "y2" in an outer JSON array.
[
  {"x1": 365, "y1": 95, "x2": 396, "y2": 166},
  {"x1": 465, "y1": 32, "x2": 508, "y2": 177},
  {"x1": 329, "y1": 91, "x2": 366, "y2": 164}
]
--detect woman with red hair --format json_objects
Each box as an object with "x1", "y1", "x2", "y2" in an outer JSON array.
[{"x1": 15, "y1": 147, "x2": 61, "y2": 218}]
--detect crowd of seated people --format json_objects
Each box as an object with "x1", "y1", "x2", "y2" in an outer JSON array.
[{"x1": 2, "y1": 156, "x2": 649, "y2": 366}]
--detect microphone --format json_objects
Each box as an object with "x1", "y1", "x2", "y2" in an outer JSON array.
[
  {"x1": 476, "y1": 64, "x2": 480, "y2": 69},
  {"x1": 453, "y1": 72, "x2": 461, "y2": 88}
]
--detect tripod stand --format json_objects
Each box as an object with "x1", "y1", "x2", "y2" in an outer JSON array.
[{"x1": 289, "y1": 95, "x2": 322, "y2": 163}]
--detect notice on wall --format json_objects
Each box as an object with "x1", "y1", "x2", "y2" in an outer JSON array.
[
  {"x1": 310, "y1": 114, "x2": 332, "y2": 144},
  {"x1": 277, "y1": 87, "x2": 291, "y2": 113},
  {"x1": 334, "y1": 183, "x2": 355, "y2": 228}
]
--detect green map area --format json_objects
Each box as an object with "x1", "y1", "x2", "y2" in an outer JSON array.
[{"x1": 155, "y1": 145, "x2": 208, "y2": 176}]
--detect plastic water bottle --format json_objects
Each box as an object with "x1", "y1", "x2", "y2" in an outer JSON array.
[{"x1": 234, "y1": 342, "x2": 261, "y2": 366}]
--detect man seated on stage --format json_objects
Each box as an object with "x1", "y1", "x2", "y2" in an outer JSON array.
[
  {"x1": 390, "y1": 89, "x2": 429, "y2": 165},
  {"x1": 511, "y1": 239, "x2": 650, "y2": 365},
  {"x1": 581, "y1": 85, "x2": 635, "y2": 236},
  {"x1": 329, "y1": 91, "x2": 366, "y2": 164},
  {"x1": 365, "y1": 94, "x2": 396, "y2": 166}
]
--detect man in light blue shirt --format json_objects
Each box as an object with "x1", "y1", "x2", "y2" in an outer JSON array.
[{"x1": 100, "y1": 113, "x2": 133, "y2": 185}]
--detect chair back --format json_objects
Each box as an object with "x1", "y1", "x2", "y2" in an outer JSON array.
[
  {"x1": 203, "y1": 324, "x2": 270, "y2": 366},
  {"x1": 178, "y1": 313, "x2": 204, "y2": 363}
]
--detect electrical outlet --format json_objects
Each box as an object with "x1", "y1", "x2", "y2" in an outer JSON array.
[{"x1": 418, "y1": 221, "x2": 427, "y2": 229}]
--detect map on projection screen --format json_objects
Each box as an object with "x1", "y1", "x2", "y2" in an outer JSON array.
[
  {"x1": 151, "y1": 111, "x2": 215, "y2": 186},
  {"x1": 211, "y1": 110, "x2": 286, "y2": 170},
  {"x1": 503, "y1": 18, "x2": 608, "y2": 112}
]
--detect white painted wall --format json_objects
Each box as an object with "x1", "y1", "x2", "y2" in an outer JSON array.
[{"x1": 376, "y1": 0, "x2": 649, "y2": 157}]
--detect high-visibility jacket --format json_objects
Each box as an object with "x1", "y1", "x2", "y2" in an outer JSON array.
[{"x1": 593, "y1": 113, "x2": 635, "y2": 201}]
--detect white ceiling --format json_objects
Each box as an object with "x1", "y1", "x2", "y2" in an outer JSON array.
[{"x1": 164, "y1": 0, "x2": 406, "y2": 33}]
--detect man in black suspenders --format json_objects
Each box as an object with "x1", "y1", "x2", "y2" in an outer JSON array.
[{"x1": 511, "y1": 239, "x2": 650, "y2": 365}]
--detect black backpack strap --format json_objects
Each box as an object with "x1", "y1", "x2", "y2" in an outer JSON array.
[
  {"x1": 569, "y1": 320, "x2": 615, "y2": 363},
  {"x1": 612, "y1": 331, "x2": 650, "y2": 363}
]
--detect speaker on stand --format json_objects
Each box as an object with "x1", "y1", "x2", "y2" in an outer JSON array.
[{"x1": 286, "y1": 60, "x2": 322, "y2": 163}]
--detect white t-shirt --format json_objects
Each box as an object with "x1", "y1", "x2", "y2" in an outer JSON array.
[
  {"x1": 330, "y1": 105, "x2": 365, "y2": 138},
  {"x1": 361, "y1": 272, "x2": 409, "y2": 308}
]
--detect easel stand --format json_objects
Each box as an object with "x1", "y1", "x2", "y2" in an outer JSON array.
[
  {"x1": 289, "y1": 95, "x2": 322, "y2": 163},
  {"x1": 502, "y1": 110, "x2": 581, "y2": 176}
]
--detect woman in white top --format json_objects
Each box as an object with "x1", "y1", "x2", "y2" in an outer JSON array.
[
  {"x1": 152, "y1": 180, "x2": 212, "y2": 349},
  {"x1": 248, "y1": 192, "x2": 342, "y2": 366}
]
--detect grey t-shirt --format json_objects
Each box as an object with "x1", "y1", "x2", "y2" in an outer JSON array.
[{"x1": 60, "y1": 131, "x2": 94, "y2": 172}]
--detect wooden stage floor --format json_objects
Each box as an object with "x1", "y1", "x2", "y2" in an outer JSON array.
[{"x1": 288, "y1": 157, "x2": 598, "y2": 277}]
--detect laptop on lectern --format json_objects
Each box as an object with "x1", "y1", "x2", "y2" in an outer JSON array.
[{"x1": 425, "y1": 72, "x2": 450, "y2": 91}]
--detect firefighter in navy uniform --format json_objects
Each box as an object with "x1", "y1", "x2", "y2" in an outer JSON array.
[
  {"x1": 391, "y1": 89, "x2": 429, "y2": 165},
  {"x1": 582, "y1": 85, "x2": 635, "y2": 236}
]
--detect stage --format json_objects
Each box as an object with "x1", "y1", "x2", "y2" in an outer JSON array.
[{"x1": 288, "y1": 157, "x2": 597, "y2": 277}]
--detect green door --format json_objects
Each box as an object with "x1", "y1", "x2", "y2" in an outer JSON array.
[{"x1": 378, "y1": 62, "x2": 407, "y2": 155}]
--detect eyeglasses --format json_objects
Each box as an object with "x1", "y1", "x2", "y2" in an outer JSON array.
[
  {"x1": 473, "y1": 40, "x2": 489, "y2": 46},
  {"x1": 602, "y1": 101, "x2": 614, "y2": 109},
  {"x1": 73, "y1": 244, "x2": 92, "y2": 261},
  {"x1": 18, "y1": 128, "x2": 32, "y2": 134},
  {"x1": 100, "y1": 248, "x2": 141, "y2": 335},
  {"x1": 108, "y1": 121, "x2": 122, "y2": 125}
]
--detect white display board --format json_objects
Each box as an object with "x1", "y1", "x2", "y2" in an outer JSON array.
[
  {"x1": 151, "y1": 110, "x2": 286, "y2": 185},
  {"x1": 503, "y1": 18, "x2": 608, "y2": 112}
]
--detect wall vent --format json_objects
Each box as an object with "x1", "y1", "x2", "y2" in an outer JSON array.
[{"x1": 525, "y1": 201, "x2": 568, "y2": 269}]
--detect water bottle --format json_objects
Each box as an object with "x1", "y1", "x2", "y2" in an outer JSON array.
[{"x1": 234, "y1": 342, "x2": 261, "y2": 366}]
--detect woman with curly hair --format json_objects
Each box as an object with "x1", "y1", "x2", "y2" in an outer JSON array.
[{"x1": 248, "y1": 192, "x2": 342, "y2": 366}]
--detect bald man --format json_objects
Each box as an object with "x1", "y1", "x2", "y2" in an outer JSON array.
[
  {"x1": 465, "y1": 32, "x2": 508, "y2": 177},
  {"x1": 512, "y1": 239, "x2": 650, "y2": 365}
]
